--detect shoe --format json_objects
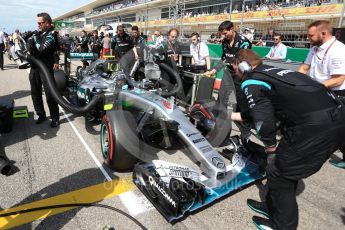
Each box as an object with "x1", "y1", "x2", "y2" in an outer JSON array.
[
  {"x1": 247, "y1": 199, "x2": 270, "y2": 218},
  {"x1": 252, "y1": 216, "x2": 276, "y2": 230},
  {"x1": 329, "y1": 159, "x2": 345, "y2": 169},
  {"x1": 50, "y1": 119, "x2": 60, "y2": 128},
  {"x1": 35, "y1": 115, "x2": 47, "y2": 124}
]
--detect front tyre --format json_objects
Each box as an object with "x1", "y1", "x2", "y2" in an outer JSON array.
[{"x1": 100, "y1": 112, "x2": 139, "y2": 171}]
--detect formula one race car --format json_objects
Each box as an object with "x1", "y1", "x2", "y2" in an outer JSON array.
[{"x1": 16, "y1": 44, "x2": 266, "y2": 223}]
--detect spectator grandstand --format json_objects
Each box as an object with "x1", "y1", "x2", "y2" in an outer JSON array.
[{"x1": 54, "y1": 0, "x2": 344, "y2": 48}]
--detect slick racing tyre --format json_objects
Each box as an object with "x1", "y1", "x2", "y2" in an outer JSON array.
[
  {"x1": 54, "y1": 69, "x2": 67, "y2": 93},
  {"x1": 100, "y1": 111, "x2": 139, "y2": 171}
]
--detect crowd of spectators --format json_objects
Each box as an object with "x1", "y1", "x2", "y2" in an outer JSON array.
[
  {"x1": 86, "y1": 0, "x2": 153, "y2": 18},
  {"x1": 62, "y1": 0, "x2": 339, "y2": 24}
]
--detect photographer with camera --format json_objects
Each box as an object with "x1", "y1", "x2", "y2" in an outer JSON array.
[{"x1": 27, "y1": 12, "x2": 60, "y2": 127}]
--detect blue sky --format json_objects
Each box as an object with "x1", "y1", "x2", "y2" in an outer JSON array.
[{"x1": 0, "y1": 0, "x2": 92, "y2": 33}]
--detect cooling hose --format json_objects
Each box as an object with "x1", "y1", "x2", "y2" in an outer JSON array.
[
  {"x1": 156, "y1": 61, "x2": 182, "y2": 97},
  {"x1": 21, "y1": 53, "x2": 103, "y2": 115}
]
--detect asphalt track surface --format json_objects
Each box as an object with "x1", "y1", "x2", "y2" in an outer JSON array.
[{"x1": 0, "y1": 56, "x2": 344, "y2": 230}]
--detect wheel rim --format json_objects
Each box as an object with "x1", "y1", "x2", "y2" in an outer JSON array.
[
  {"x1": 101, "y1": 115, "x2": 114, "y2": 160},
  {"x1": 101, "y1": 123, "x2": 110, "y2": 159}
]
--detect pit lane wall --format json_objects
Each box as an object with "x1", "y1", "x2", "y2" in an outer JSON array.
[
  {"x1": 207, "y1": 44, "x2": 308, "y2": 80},
  {"x1": 208, "y1": 44, "x2": 309, "y2": 62}
]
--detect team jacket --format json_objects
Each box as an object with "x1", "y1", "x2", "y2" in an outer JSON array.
[
  {"x1": 29, "y1": 28, "x2": 59, "y2": 69},
  {"x1": 132, "y1": 35, "x2": 146, "y2": 47},
  {"x1": 111, "y1": 33, "x2": 133, "y2": 57},
  {"x1": 240, "y1": 64, "x2": 338, "y2": 147},
  {"x1": 79, "y1": 36, "x2": 89, "y2": 53},
  {"x1": 88, "y1": 36, "x2": 102, "y2": 53},
  {"x1": 214, "y1": 32, "x2": 251, "y2": 71}
]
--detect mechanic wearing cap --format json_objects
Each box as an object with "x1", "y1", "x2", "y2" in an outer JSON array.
[
  {"x1": 231, "y1": 49, "x2": 345, "y2": 230},
  {"x1": 27, "y1": 12, "x2": 60, "y2": 127},
  {"x1": 205, "y1": 21, "x2": 252, "y2": 139},
  {"x1": 298, "y1": 20, "x2": 345, "y2": 169}
]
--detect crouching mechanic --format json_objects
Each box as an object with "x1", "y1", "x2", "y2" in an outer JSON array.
[{"x1": 230, "y1": 50, "x2": 345, "y2": 229}]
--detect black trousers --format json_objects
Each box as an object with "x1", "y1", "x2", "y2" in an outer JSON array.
[
  {"x1": 266, "y1": 113, "x2": 345, "y2": 229},
  {"x1": 0, "y1": 43, "x2": 4, "y2": 69},
  {"x1": 29, "y1": 68, "x2": 59, "y2": 120},
  {"x1": 334, "y1": 90, "x2": 345, "y2": 160}
]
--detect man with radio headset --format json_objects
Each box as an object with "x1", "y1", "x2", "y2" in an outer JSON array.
[
  {"x1": 189, "y1": 32, "x2": 211, "y2": 72},
  {"x1": 230, "y1": 49, "x2": 345, "y2": 230}
]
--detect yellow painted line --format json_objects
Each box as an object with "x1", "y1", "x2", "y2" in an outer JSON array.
[{"x1": 0, "y1": 177, "x2": 136, "y2": 229}]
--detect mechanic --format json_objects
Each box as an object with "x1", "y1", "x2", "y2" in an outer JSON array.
[
  {"x1": 131, "y1": 25, "x2": 146, "y2": 60},
  {"x1": 131, "y1": 26, "x2": 145, "y2": 46},
  {"x1": 0, "y1": 30, "x2": 6, "y2": 70},
  {"x1": 230, "y1": 49, "x2": 345, "y2": 230},
  {"x1": 205, "y1": 20, "x2": 252, "y2": 139},
  {"x1": 111, "y1": 25, "x2": 133, "y2": 59},
  {"x1": 60, "y1": 33, "x2": 72, "y2": 76},
  {"x1": 78, "y1": 30, "x2": 90, "y2": 68},
  {"x1": 264, "y1": 34, "x2": 287, "y2": 60},
  {"x1": 189, "y1": 32, "x2": 211, "y2": 72},
  {"x1": 27, "y1": 12, "x2": 60, "y2": 127},
  {"x1": 88, "y1": 30, "x2": 102, "y2": 58},
  {"x1": 298, "y1": 20, "x2": 345, "y2": 169}
]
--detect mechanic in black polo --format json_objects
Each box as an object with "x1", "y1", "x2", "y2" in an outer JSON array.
[
  {"x1": 231, "y1": 49, "x2": 345, "y2": 230},
  {"x1": 111, "y1": 25, "x2": 133, "y2": 58},
  {"x1": 205, "y1": 20, "x2": 252, "y2": 139},
  {"x1": 27, "y1": 12, "x2": 60, "y2": 127}
]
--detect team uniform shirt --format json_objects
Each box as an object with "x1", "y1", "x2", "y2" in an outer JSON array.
[
  {"x1": 111, "y1": 33, "x2": 133, "y2": 57},
  {"x1": 88, "y1": 36, "x2": 102, "y2": 53},
  {"x1": 29, "y1": 29, "x2": 60, "y2": 69},
  {"x1": 305, "y1": 36, "x2": 345, "y2": 90},
  {"x1": 266, "y1": 43, "x2": 287, "y2": 60},
  {"x1": 132, "y1": 35, "x2": 146, "y2": 47},
  {"x1": 190, "y1": 41, "x2": 209, "y2": 66},
  {"x1": 214, "y1": 33, "x2": 251, "y2": 72},
  {"x1": 241, "y1": 64, "x2": 339, "y2": 147},
  {"x1": 79, "y1": 36, "x2": 89, "y2": 53}
]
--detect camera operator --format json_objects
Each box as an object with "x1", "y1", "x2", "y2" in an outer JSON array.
[{"x1": 27, "y1": 12, "x2": 60, "y2": 127}]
